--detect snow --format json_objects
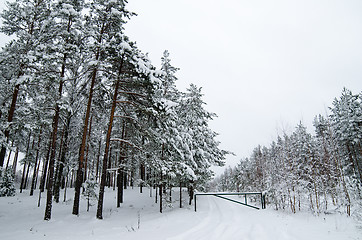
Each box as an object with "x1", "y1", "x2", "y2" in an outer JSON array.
[
  {"x1": 0, "y1": 188, "x2": 360, "y2": 240},
  {"x1": 120, "y1": 41, "x2": 132, "y2": 52},
  {"x1": 61, "y1": 3, "x2": 77, "y2": 16},
  {"x1": 88, "y1": 60, "x2": 99, "y2": 66},
  {"x1": 111, "y1": 8, "x2": 122, "y2": 16}
]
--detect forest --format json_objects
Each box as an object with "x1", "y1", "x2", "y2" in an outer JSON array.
[
  {"x1": 212, "y1": 88, "x2": 362, "y2": 218},
  {"x1": 0, "y1": 0, "x2": 361, "y2": 226},
  {"x1": 0, "y1": 0, "x2": 228, "y2": 220}
]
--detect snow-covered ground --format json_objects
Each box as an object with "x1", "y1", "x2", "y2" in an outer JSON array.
[{"x1": 0, "y1": 188, "x2": 360, "y2": 240}]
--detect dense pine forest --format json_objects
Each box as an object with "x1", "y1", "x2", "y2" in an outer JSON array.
[
  {"x1": 212, "y1": 88, "x2": 362, "y2": 218},
  {"x1": 0, "y1": 0, "x2": 361, "y2": 227},
  {"x1": 0, "y1": 0, "x2": 229, "y2": 220}
]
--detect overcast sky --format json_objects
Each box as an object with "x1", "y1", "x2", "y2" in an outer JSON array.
[{"x1": 0, "y1": 0, "x2": 361, "y2": 174}]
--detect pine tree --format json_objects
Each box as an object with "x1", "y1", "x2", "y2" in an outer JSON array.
[
  {"x1": 178, "y1": 84, "x2": 227, "y2": 182},
  {"x1": 73, "y1": 0, "x2": 134, "y2": 216},
  {"x1": 0, "y1": 167, "x2": 16, "y2": 197},
  {"x1": 82, "y1": 178, "x2": 98, "y2": 212},
  {"x1": 42, "y1": 0, "x2": 85, "y2": 221},
  {"x1": 0, "y1": 0, "x2": 52, "y2": 167}
]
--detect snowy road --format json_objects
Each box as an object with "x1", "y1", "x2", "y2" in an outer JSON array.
[
  {"x1": 167, "y1": 196, "x2": 295, "y2": 240},
  {"x1": 0, "y1": 189, "x2": 360, "y2": 240},
  {"x1": 169, "y1": 196, "x2": 251, "y2": 240},
  {"x1": 164, "y1": 194, "x2": 361, "y2": 240}
]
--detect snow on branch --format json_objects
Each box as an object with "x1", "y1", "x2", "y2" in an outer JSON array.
[
  {"x1": 113, "y1": 115, "x2": 137, "y2": 121},
  {"x1": 116, "y1": 100, "x2": 139, "y2": 107},
  {"x1": 118, "y1": 91, "x2": 146, "y2": 98},
  {"x1": 110, "y1": 138, "x2": 142, "y2": 151}
]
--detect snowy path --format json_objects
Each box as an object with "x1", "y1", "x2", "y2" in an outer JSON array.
[
  {"x1": 168, "y1": 196, "x2": 247, "y2": 240},
  {"x1": 0, "y1": 189, "x2": 360, "y2": 240},
  {"x1": 167, "y1": 196, "x2": 294, "y2": 240},
  {"x1": 165, "y1": 195, "x2": 360, "y2": 240}
]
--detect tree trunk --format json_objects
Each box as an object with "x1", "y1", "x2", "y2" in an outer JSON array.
[
  {"x1": 44, "y1": 102, "x2": 61, "y2": 220},
  {"x1": 20, "y1": 163, "x2": 27, "y2": 193},
  {"x1": 180, "y1": 181, "x2": 182, "y2": 208},
  {"x1": 169, "y1": 185, "x2": 172, "y2": 202},
  {"x1": 107, "y1": 147, "x2": 113, "y2": 188},
  {"x1": 72, "y1": 68, "x2": 97, "y2": 215},
  {"x1": 24, "y1": 161, "x2": 31, "y2": 190},
  {"x1": 53, "y1": 127, "x2": 65, "y2": 193},
  {"x1": 140, "y1": 163, "x2": 145, "y2": 193},
  {"x1": 20, "y1": 132, "x2": 32, "y2": 192},
  {"x1": 117, "y1": 122, "x2": 126, "y2": 207},
  {"x1": 40, "y1": 135, "x2": 52, "y2": 192},
  {"x1": 96, "y1": 138, "x2": 102, "y2": 182},
  {"x1": 160, "y1": 179, "x2": 163, "y2": 213},
  {"x1": 124, "y1": 171, "x2": 127, "y2": 190},
  {"x1": 84, "y1": 113, "x2": 93, "y2": 182},
  {"x1": 0, "y1": 84, "x2": 20, "y2": 167},
  {"x1": 54, "y1": 118, "x2": 70, "y2": 203},
  {"x1": 24, "y1": 138, "x2": 36, "y2": 189},
  {"x1": 5, "y1": 141, "x2": 14, "y2": 170},
  {"x1": 30, "y1": 129, "x2": 42, "y2": 196},
  {"x1": 117, "y1": 169, "x2": 124, "y2": 207},
  {"x1": 63, "y1": 173, "x2": 69, "y2": 202},
  {"x1": 155, "y1": 184, "x2": 158, "y2": 203},
  {"x1": 34, "y1": 156, "x2": 41, "y2": 190},
  {"x1": 188, "y1": 184, "x2": 194, "y2": 206},
  {"x1": 44, "y1": 57, "x2": 66, "y2": 219},
  {"x1": 12, "y1": 147, "x2": 19, "y2": 175},
  {"x1": 73, "y1": 17, "x2": 107, "y2": 215},
  {"x1": 96, "y1": 58, "x2": 124, "y2": 219}
]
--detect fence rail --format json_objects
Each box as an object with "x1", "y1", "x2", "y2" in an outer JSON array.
[{"x1": 194, "y1": 192, "x2": 266, "y2": 212}]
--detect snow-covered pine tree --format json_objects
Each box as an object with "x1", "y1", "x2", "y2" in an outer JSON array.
[
  {"x1": 0, "y1": 0, "x2": 52, "y2": 167},
  {"x1": 330, "y1": 88, "x2": 362, "y2": 182},
  {"x1": 73, "y1": 0, "x2": 134, "y2": 216},
  {"x1": 313, "y1": 115, "x2": 341, "y2": 211},
  {"x1": 82, "y1": 177, "x2": 98, "y2": 212},
  {"x1": 0, "y1": 167, "x2": 16, "y2": 197},
  {"x1": 176, "y1": 84, "x2": 228, "y2": 195},
  {"x1": 96, "y1": 33, "x2": 134, "y2": 219},
  {"x1": 41, "y1": 0, "x2": 85, "y2": 221},
  {"x1": 210, "y1": 88, "x2": 360, "y2": 216},
  {"x1": 329, "y1": 88, "x2": 361, "y2": 215}
]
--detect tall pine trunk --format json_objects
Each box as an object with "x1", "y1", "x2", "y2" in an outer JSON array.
[
  {"x1": 5, "y1": 141, "x2": 14, "y2": 170},
  {"x1": 30, "y1": 129, "x2": 42, "y2": 196},
  {"x1": 96, "y1": 59, "x2": 124, "y2": 219},
  {"x1": 12, "y1": 147, "x2": 19, "y2": 175},
  {"x1": 44, "y1": 92, "x2": 62, "y2": 220},
  {"x1": 0, "y1": 84, "x2": 20, "y2": 167},
  {"x1": 20, "y1": 132, "x2": 32, "y2": 193},
  {"x1": 39, "y1": 135, "x2": 52, "y2": 192},
  {"x1": 84, "y1": 113, "x2": 93, "y2": 182},
  {"x1": 54, "y1": 118, "x2": 70, "y2": 203},
  {"x1": 73, "y1": 35, "x2": 104, "y2": 214},
  {"x1": 95, "y1": 138, "x2": 102, "y2": 182},
  {"x1": 44, "y1": 50, "x2": 67, "y2": 220},
  {"x1": 117, "y1": 121, "x2": 126, "y2": 207}
]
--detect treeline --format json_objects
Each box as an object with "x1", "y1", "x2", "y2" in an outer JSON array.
[
  {"x1": 213, "y1": 89, "x2": 361, "y2": 217},
  {"x1": 0, "y1": 0, "x2": 228, "y2": 220}
]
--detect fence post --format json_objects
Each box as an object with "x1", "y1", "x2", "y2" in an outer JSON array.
[{"x1": 194, "y1": 194, "x2": 197, "y2": 212}]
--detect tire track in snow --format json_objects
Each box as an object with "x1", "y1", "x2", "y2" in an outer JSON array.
[
  {"x1": 167, "y1": 196, "x2": 244, "y2": 240},
  {"x1": 167, "y1": 195, "x2": 297, "y2": 240},
  {"x1": 166, "y1": 196, "x2": 215, "y2": 240}
]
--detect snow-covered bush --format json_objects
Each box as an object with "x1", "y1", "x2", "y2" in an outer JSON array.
[
  {"x1": 0, "y1": 167, "x2": 16, "y2": 197},
  {"x1": 82, "y1": 178, "x2": 98, "y2": 211}
]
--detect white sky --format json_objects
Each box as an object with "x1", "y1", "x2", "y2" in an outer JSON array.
[{"x1": 1, "y1": 0, "x2": 362, "y2": 173}]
